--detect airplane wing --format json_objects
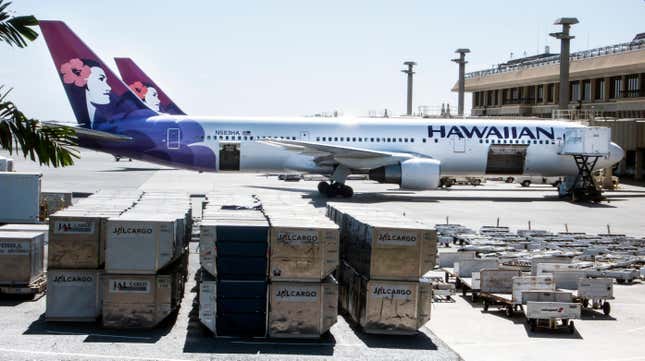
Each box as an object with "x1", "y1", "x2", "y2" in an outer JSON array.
[
  {"x1": 41, "y1": 121, "x2": 134, "y2": 142},
  {"x1": 259, "y1": 138, "x2": 418, "y2": 169}
]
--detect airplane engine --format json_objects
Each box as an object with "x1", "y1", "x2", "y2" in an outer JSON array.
[{"x1": 368, "y1": 158, "x2": 441, "y2": 190}]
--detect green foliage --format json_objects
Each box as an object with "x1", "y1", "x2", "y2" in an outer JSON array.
[{"x1": 0, "y1": 1, "x2": 78, "y2": 166}]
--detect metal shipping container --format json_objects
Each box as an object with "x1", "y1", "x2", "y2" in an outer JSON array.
[
  {"x1": 480, "y1": 269, "x2": 522, "y2": 293},
  {"x1": 561, "y1": 127, "x2": 611, "y2": 156},
  {"x1": 454, "y1": 259, "x2": 499, "y2": 278},
  {"x1": 530, "y1": 256, "x2": 572, "y2": 276},
  {"x1": 41, "y1": 191, "x2": 73, "y2": 216},
  {"x1": 105, "y1": 217, "x2": 177, "y2": 274},
  {"x1": 268, "y1": 276, "x2": 338, "y2": 338},
  {"x1": 512, "y1": 276, "x2": 556, "y2": 304},
  {"x1": 551, "y1": 270, "x2": 588, "y2": 290},
  {"x1": 521, "y1": 290, "x2": 573, "y2": 303},
  {"x1": 48, "y1": 215, "x2": 105, "y2": 269},
  {"x1": 46, "y1": 269, "x2": 102, "y2": 321},
  {"x1": 269, "y1": 219, "x2": 339, "y2": 281},
  {"x1": 0, "y1": 231, "x2": 44, "y2": 285},
  {"x1": 102, "y1": 271, "x2": 183, "y2": 328},
  {"x1": 0, "y1": 172, "x2": 40, "y2": 224},
  {"x1": 525, "y1": 301, "x2": 581, "y2": 320},
  {"x1": 341, "y1": 263, "x2": 431, "y2": 335},
  {"x1": 577, "y1": 278, "x2": 613, "y2": 299},
  {"x1": 346, "y1": 222, "x2": 438, "y2": 281}
]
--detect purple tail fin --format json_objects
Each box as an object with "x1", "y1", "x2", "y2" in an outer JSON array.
[
  {"x1": 39, "y1": 21, "x2": 157, "y2": 129},
  {"x1": 115, "y1": 57, "x2": 186, "y2": 115}
]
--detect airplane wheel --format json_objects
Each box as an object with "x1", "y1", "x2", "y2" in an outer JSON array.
[
  {"x1": 340, "y1": 185, "x2": 353, "y2": 198},
  {"x1": 318, "y1": 181, "x2": 330, "y2": 195}
]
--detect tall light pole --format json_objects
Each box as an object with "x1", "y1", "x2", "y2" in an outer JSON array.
[
  {"x1": 401, "y1": 61, "x2": 416, "y2": 116},
  {"x1": 550, "y1": 18, "x2": 579, "y2": 110},
  {"x1": 452, "y1": 48, "x2": 470, "y2": 116}
]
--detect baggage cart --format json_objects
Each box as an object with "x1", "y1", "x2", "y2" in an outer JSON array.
[
  {"x1": 525, "y1": 301, "x2": 580, "y2": 334},
  {"x1": 572, "y1": 278, "x2": 613, "y2": 316},
  {"x1": 0, "y1": 273, "x2": 46, "y2": 297}
]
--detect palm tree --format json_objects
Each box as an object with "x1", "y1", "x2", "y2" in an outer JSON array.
[{"x1": 0, "y1": 0, "x2": 77, "y2": 167}]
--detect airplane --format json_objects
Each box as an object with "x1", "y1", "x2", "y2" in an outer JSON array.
[
  {"x1": 38, "y1": 20, "x2": 625, "y2": 199},
  {"x1": 114, "y1": 57, "x2": 185, "y2": 115}
]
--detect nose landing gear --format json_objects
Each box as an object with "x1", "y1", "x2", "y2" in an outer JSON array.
[{"x1": 318, "y1": 181, "x2": 353, "y2": 198}]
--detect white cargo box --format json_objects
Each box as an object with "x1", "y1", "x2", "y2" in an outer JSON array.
[
  {"x1": 577, "y1": 278, "x2": 613, "y2": 299},
  {"x1": 105, "y1": 217, "x2": 177, "y2": 274},
  {"x1": 530, "y1": 256, "x2": 572, "y2": 276},
  {"x1": 46, "y1": 270, "x2": 102, "y2": 321},
  {"x1": 480, "y1": 269, "x2": 522, "y2": 294},
  {"x1": 552, "y1": 270, "x2": 588, "y2": 290},
  {"x1": 0, "y1": 172, "x2": 41, "y2": 223},
  {"x1": 0, "y1": 224, "x2": 49, "y2": 243},
  {"x1": 0, "y1": 231, "x2": 44, "y2": 285},
  {"x1": 512, "y1": 276, "x2": 556, "y2": 304},
  {"x1": 536, "y1": 262, "x2": 582, "y2": 276},
  {"x1": 198, "y1": 275, "x2": 217, "y2": 334},
  {"x1": 48, "y1": 215, "x2": 105, "y2": 269},
  {"x1": 268, "y1": 277, "x2": 338, "y2": 338},
  {"x1": 521, "y1": 290, "x2": 573, "y2": 303},
  {"x1": 454, "y1": 259, "x2": 498, "y2": 277},
  {"x1": 561, "y1": 127, "x2": 611, "y2": 156},
  {"x1": 526, "y1": 301, "x2": 581, "y2": 320}
]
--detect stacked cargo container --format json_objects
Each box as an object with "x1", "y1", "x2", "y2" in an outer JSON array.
[
  {"x1": 262, "y1": 196, "x2": 339, "y2": 338},
  {"x1": 327, "y1": 203, "x2": 436, "y2": 335},
  {"x1": 46, "y1": 190, "x2": 142, "y2": 321},
  {"x1": 199, "y1": 199, "x2": 269, "y2": 337},
  {"x1": 102, "y1": 192, "x2": 191, "y2": 328},
  {"x1": 198, "y1": 193, "x2": 340, "y2": 338}
]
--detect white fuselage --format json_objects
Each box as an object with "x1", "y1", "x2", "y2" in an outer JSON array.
[{"x1": 163, "y1": 116, "x2": 622, "y2": 177}]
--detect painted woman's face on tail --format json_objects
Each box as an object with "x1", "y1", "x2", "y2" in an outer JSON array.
[
  {"x1": 86, "y1": 67, "x2": 111, "y2": 105},
  {"x1": 144, "y1": 87, "x2": 161, "y2": 111}
]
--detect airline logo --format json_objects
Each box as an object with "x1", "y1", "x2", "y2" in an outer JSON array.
[
  {"x1": 375, "y1": 230, "x2": 417, "y2": 246},
  {"x1": 111, "y1": 226, "x2": 153, "y2": 235},
  {"x1": 371, "y1": 285, "x2": 414, "y2": 299},
  {"x1": 54, "y1": 221, "x2": 95, "y2": 234},
  {"x1": 52, "y1": 273, "x2": 95, "y2": 286},
  {"x1": 428, "y1": 125, "x2": 555, "y2": 140},
  {"x1": 276, "y1": 230, "x2": 318, "y2": 244},
  {"x1": 109, "y1": 279, "x2": 151, "y2": 293},
  {"x1": 274, "y1": 286, "x2": 319, "y2": 302},
  {"x1": 0, "y1": 241, "x2": 29, "y2": 255}
]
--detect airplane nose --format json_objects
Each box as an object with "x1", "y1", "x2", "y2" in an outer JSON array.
[{"x1": 609, "y1": 142, "x2": 625, "y2": 165}]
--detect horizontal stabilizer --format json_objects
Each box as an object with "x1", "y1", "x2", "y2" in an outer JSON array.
[{"x1": 42, "y1": 121, "x2": 133, "y2": 142}]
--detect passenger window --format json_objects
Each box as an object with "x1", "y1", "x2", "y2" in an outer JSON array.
[
  {"x1": 371, "y1": 138, "x2": 375, "y2": 142},
  {"x1": 422, "y1": 138, "x2": 426, "y2": 143},
  {"x1": 479, "y1": 139, "x2": 483, "y2": 143},
  {"x1": 376, "y1": 138, "x2": 380, "y2": 143},
  {"x1": 225, "y1": 136, "x2": 229, "y2": 140},
  {"x1": 340, "y1": 137, "x2": 344, "y2": 141},
  {"x1": 434, "y1": 139, "x2": 438, "y2": 143},
  {"x1": 353, "y1": 137, "x2": 356, "y2": 142},
  {"x1": 316, "y1": 137, "x2": 320, "y2": 141},
  {"x1": 334, "y1": 137, "x2": 338, "y2": 141},
  {"x1": 250, "y1": 136, "x2": 254, "y2": 140},
  {"x1": 404, "y1": 138, "x2": 408, "y2": 143},
  {"x1": 206, "y1": 135, "x2": 211, "y2": 140},
  {"x1": 411, "y1": 138, "x2": 414, "y2": 143},
  {"x1": 358, "y1": 138, "x2": 362, "y2": 142},
  {"x1": 539, "y1": 140, "x2": 543, "y2": 144},
  {"x1": 398, "y1": 138, "x2": 402, "y2": 142}
]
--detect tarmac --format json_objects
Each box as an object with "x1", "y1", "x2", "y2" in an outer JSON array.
[{"x1": 2, "y1": 148, "x2": 645, "y2": 361}]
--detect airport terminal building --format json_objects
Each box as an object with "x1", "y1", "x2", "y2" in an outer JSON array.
[{"x1": 456, "y1": 34, "x2": 645, "y2": 179}]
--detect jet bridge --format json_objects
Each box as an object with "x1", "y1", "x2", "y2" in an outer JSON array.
[{"x1": 559, "y1": 127, "x2": 611, "y2": 202}]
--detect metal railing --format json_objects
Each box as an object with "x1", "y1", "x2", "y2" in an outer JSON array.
[
  {"x1": 551, "y1": 109, "x2": 603, "y2": 124},
  {"x1": 466, "y1": 39, "x2": 645, "y2": 79}
]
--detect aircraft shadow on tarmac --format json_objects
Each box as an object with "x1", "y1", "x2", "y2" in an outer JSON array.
[{"x1": 23, "y1": 312, "x2": 174, "y2": 343}]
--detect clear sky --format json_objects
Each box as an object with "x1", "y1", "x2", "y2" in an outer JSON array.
[{"x1": 3, "y1": 0, "x2": 644, "y2": 121}]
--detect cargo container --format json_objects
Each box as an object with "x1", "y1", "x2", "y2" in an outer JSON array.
[
  {"x1": 0, "y1": 231, "x2": 44, "y2": 285},
  {"x1": 521, "y1": 290, "x2": 573, "y2": 303},
  {"x1": 341, "y1": 263, "x2": 431, "y2": 335},
  {"x1": 105, "y1": 216, "x2": 178, "y2": 274},
  {"x1": 530, "y1": 256, "x2": 573, "y2": 276},
  {"x1": 46, "y1": 269, "x2": 102, "y2": 321},
  {"x1": 0, "y1": 224, "x2": 49, "y2": 243},
  {"x1": 525, "y1": 301, "x2": 580, "y2": 333},
  {"x1": 454, "y1": 259, "x2": 499, "y2": 278},
  {"x1": 102, "y1": 269, "x2": 184, "y2": 328},
  {"x1": 561, "y1": 127, "x2": 610, "y2": 156},
  {"x1": 535, "y1": 262, "x2": 583, "y2": 276},
  {"x1": 48, "y1": 215, "x2": 105, "y2": 269},
  {"x1": 269, "y1": 218, "x2": 339, "y2": 281},
  {"x1": 551, "y1": 270, "x2": 588, "y2": 290},
  {"x1": 199, "y1": 272, "x2": 268, "y2": 337},
  {"x1": 268, "y1": 276, "x2": 338, "y2": 338},
  {"x1": 0, "y1": 172, "x2": 41, "y2": 224},
  {"x1": 40, "y1": 192, "x2": 73, "y2": 216},
  {"x1": 200, "y1": 218, "x2": 269, "y2": 280},
  {"x1": 344, "y1": 221, "x2": 438, "y2": 281},
  {"x1": 512, "y1": 276, "x2": 556, "y2": 304},
  {"x1": 479, "y1": 269, "x2": 522, "y2": 293},
  {"x1": 576, "y1": 277, "x2": 613, "y2": 315}
]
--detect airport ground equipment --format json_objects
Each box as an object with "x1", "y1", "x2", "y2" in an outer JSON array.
[
  {"x1": 425, "y1": 276, "x2": 456, "y2": 302},
  {"x1": 587, "y1": 269, "x2": 640, "y2": 284},
  {"x1": 46, "y1": 269, "x2": 102, "y2": 321},
  {"x1": 0, "y1": 172, "x2": 41, "y2": 224},
  {"x1": 478, "y1": 269, "x2": 523, "y2": 316},
  {"x1": 40, "y1": 191, "x2": 73, "y2": 217},
  {"x1": 525, "y1": 301, "x2": 580, "y2": 334},
  {"x1": 571, "y1": 277, "x2": 613, "y2": 316},
  {"x1": 559, "y1": 127, "x2": 611, "y2": 202}
]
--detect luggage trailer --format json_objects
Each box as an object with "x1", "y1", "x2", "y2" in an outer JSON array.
[
  {"x1": 441, "y1": 267, "x2": 481, "y2": 301},
  {"x1": 563, "y1": 277, "x2": 614, "y2": 316}
]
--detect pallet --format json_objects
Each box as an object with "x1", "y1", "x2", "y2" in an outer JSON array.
[{"x1": 0, "y1": 275, "x2": 47, "y2": 296}]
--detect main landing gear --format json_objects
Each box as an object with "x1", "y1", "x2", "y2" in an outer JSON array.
[{"x1": 318, "y1": 181, "x2": 353, "y2": 198}]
